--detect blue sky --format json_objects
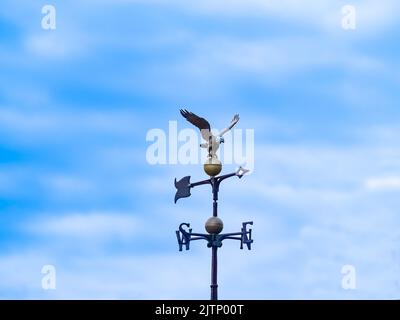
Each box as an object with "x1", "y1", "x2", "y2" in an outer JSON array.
[{"x1": 0, "y1": 0, "x2": 400, "y2": 299}]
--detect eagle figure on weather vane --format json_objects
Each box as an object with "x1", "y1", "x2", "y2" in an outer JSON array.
[{"x1": 179, "y1": 109, "x2": 240, "y2": 176}]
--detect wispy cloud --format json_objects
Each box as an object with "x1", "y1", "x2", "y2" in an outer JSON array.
[
  {"x1": 24, "y1": 32, "x2": 87, "y2": 60},
  {"x1": 150, "y1": 0, "x2": 400, "y2": 35},
  {"x1": 0, "y1": 108, "x2": 141, "y2": 142},
  {"x1": 365, "y1": 177, "x2": 400, "y2": 191},
  {"x1": 25, "y1": 213, "x2": 141, "y2": 241}
]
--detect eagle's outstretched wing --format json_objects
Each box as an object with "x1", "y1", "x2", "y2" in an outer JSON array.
[
  {"x1": 180, "y1": 109, "x2": 211, "y2": 141},
  {"x1": 219, "y1": 114, "x2": 240, "y2": 137}
]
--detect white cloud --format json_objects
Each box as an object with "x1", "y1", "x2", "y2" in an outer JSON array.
[
  {"x1": 170, "y1": 0, "x2": 400, "y2": 35},
  {"x1": 365, "y1": 177, "x2": 400, "y2": 191},
  {"x1": 148, "y1": 34, "x2": 385, "y2": 93},
  {"x1": 0, "y1": 108, "x2": 141, "y2": 140},
  {"x1": 355, "y1": 0, "x2": 400, "y2": 34},
  {"x1": 43, "y1": 175, "x2": 94, "y2": 195},
  {"x1": 25, "y1": 33, "x2": 78, "y2": 59},
  {"x1": 0, "y1": 108, "x2": 59, "y2": 132},
  {"x1": 26, "y1": 213, "x2": 141, "y2": 241}
]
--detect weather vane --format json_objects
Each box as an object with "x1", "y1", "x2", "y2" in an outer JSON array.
[{"x1": 174, "y1": 109, "x2": 253, "y2": 300}]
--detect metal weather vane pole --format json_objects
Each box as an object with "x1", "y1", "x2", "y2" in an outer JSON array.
[{"x1": 174, "y1": 110, "x2": 253, "y2": 300}]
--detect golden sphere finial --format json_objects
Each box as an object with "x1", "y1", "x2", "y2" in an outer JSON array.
[{"x1": 203, "y1": 157, "x2": 222, "y2": 177}]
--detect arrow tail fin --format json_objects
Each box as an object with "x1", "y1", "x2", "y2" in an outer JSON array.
[{"x1": 174, "y1": 176, "x2": 191, "y2": 203}]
